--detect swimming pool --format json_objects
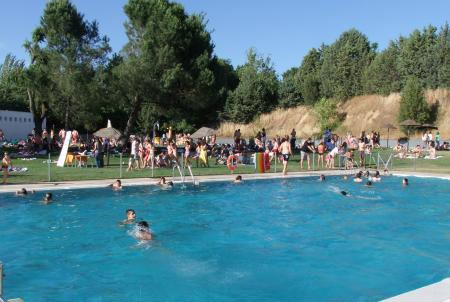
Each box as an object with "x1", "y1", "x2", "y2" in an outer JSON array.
[{"x1": 1, "y1": 176, "x2": 449, "y2": 301}]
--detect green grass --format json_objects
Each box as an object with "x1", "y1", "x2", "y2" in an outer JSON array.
[{"x1": 4, "y1": 149, "x2": 450, "y2": 184}]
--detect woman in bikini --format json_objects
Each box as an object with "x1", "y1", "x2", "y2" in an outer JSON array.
[
  {"x1": 317, "y1": 141, "x2": 325, "y2": 169},
  {"x1": 2, "y1": 152, "x2": 11, "y2": 184}
]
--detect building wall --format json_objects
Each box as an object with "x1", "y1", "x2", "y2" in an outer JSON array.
[{"x1": 0, "y1": 110, "x2": 46, "y2": 141}]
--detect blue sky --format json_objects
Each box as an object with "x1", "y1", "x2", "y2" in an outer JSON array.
[{"x1": 0, "y1": 0, "x2": 449, "y2": 74}]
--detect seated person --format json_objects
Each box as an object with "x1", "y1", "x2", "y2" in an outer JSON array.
[{"x1": 412, "y1": 145, "x2": 422, "y2": 158}]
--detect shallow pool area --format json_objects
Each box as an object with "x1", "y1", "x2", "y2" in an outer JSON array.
[{"x1": 1, "y1": 175, "x2": 449, "y2": 302}]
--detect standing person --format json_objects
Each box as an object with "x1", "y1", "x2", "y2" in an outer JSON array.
[
  {"x1": 261, "y1": 128, "x2": 267, "y2": 146},
  {"x1": 2, "y1": 152, "x2": 11, "y2": 184},
  {"x1": 358, "y1": 138, "x2": 366, "y2": 168},
  {"x1": 290, "y1": 129, "x2": 296, "y2": 153},
  {"x1": 93, "y1": 137, "x2": 103, "y2": 168},
  {"x1": 435, "y1": 131, "x2": 441, "y2": 149},
  {"x1": 317, "y1": 141, "x2": 325, "y2": 169},
  {"x1": 300, "y1": 138, "x2": 315, "y2": 170},
  {"x1": 279, "y1": 137, "x2": 292, "y2": 176},
  {"x1": 127, "y1": 136, "x2": 139, "y2": 171}
]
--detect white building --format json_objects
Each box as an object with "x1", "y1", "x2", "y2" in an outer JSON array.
[{"x1": 0, "y1": 110, "x2": 46, "y2": 141}]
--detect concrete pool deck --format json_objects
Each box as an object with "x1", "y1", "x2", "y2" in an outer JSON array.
[{"x1": 1, "y1": 169, "x2": 449, "y2": 194}]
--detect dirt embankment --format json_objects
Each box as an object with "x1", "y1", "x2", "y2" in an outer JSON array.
[{"x1": 217, "y1": 89, "x2": 450, "y2": 139}]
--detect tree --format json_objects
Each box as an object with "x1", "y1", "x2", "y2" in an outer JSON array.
[
  {"x1": 437, "y1": 23, "x2": 450, "y2": 88},
  {"x1": 119, "y1": 0, "x2": 227, "y2": 136},
  {"x1": 398, "y1": 76, "x2": 430, "y2": 126},
  {"x1": 314, "y1": 98, "x2": 342, "y2": 132},
  {"x1": 320, "y1": 29, "x2": 375, "y2": 100},
  {"x1": 0, "y1": 54, "x2": 28, "y2": 111},
  {"x1": 224, "y1": 49, "x2": 279, "y2": 123},
  {"x1": 298, "y1": 48, "x2": 322, "y2": 104},
  {"x1": 362, "y1": 41, "x2": 401, "y2": 95},
  {"x1": 25, "y1": 0, "x2": 111, "y2": 130},
  {"x1": 279, "y1": 67, "x2": 302, "y2": 108}
]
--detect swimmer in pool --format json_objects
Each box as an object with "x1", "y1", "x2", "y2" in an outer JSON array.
[
  {"x1": 340, "y1": 191, "x2": 350, "y2": 196},
  {"x1": 16, "y1": 188, "x2": 28, "y2": 195},
  {"x1": 135, "y1": 221, "x2": 152, "y2": 241},
  {"x1": 365, "y1": 181, "x2": 373, "y2": 187},
  {"x1": 372, "y1": 171, "x2": 381, "y2": 182},
  {"x1": 120, "y1": 209, "x2": 136, "y2": 225},
  {"x1": 158, "y1": 177, "x2": 173, "y2": 188},
  {"x1": 111, "y1": 179, "x2": 122, "y2": 190},
  {"x1": 43, "y1": 192, "x2": 53, "y2": 204},
  {"x1": 234, "y1": 175, "x2": 242, "y2": 183},
  {"x1": 353, "y1": 172, "x2": 363, "y2": 183},
  {"x1": 342, "y1": 175, "x2": 348, "y2": 180},
  {"x1": 319, "y1": 174, "x2": 326, "y2": 181},
  {"x1": 402, "y1": 178, "x2": 409, "y2": 186}
]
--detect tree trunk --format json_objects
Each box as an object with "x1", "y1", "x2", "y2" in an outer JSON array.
[
  {"x1": 27, "y1": 88, "x2": 46, "y2": 134},
  {"x1": 64, "y1": 98, "x2": 70, "y2": 130},
  {"x1": 121, "y1": 95, "x2": 142, "y2": 145}
]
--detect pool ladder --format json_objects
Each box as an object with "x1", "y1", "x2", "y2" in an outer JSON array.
[{"x1": 0, "y1": 262, "x2": 24, "y2": 302}]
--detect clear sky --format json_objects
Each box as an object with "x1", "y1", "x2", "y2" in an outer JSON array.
[{"x1": 0, "y1": 0, "x2": 449, "y2": 75}]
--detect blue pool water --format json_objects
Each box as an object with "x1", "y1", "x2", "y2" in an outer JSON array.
[{"x1": 1, "y1": 176, "x2": 449, "y2": 302}]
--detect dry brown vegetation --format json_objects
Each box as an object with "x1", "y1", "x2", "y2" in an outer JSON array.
[{"x1": 217, "y1": 89, "x2": 450, "y2": 139}]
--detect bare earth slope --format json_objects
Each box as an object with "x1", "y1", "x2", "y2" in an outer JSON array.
[{"x1": 217, "y1": 89, "x2": 450, "y2": 139}]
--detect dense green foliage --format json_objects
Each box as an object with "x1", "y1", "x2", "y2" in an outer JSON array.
[
  {"x1": 314, "y1": 98, "x2": 342, "y2": 132},
  {"x1": 1, "y1": 0, "x2": 450, "y2": 132},
  {"x1": 398, "y1": 77, "x2": 431, "y2": 126},
  {"x1": 224, "y1": 49, "x2": 279, "y2": 123}
]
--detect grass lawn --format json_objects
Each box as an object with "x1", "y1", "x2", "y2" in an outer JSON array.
[{"x1": 4, "y1": 149, "x2": 450, "y2": 184}]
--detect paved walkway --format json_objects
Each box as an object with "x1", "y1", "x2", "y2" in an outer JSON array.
[{"x1": 1, "y1": 170, "x2": 449, "y2": 193}]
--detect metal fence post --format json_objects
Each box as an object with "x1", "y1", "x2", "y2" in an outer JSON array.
[
  {"x1": 119, "y1": 153, "x2": 123, "y2": 179},
  {"x1": 47, "y1": 153, "x2": 51, "y2": 182},
  {"x1": 0, "y1": 261, "x2": 3, "y2": 297}
]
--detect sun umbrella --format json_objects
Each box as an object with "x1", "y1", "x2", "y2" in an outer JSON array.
[
  {"x1": 191, "y1": 127, "x2": 216, "y2": 139},
  {"x1": 382, "y1": 123, "x2": 398, "y2": 148},
  {"x1": 94, "y1": 120, "x2": 122, "y2": 140},
  {"x1": 420, "y1": 123, "x2": 438, "y2": 130},
  {"x1": 93, "y1": 120, "x2": 122, "y2": 166},
  {"x1": 399, "y1": 119, "x2": 421, "y2": 150}
]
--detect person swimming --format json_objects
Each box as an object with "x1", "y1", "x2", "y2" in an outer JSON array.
[
  {"x1": 340, "y1": 190, "x2": 349, "y2": 196},
  {"x1": 353, "y1": 172, "x2": 363, "y2": 183},
  {"x1": 372, "y1": 171, "x2": 381, "y2": 182},
  {"x1": 120, "y1": 209, "x2": 136, "y2": 225},
  {"x1": 16, "y1": 188, "x2": 28, "y2": 195},
  {"x1": 319, "y1": 174, "x2": 326, "y2": 181},
  {"x1": 158, "y1": 177, "x2": 173, "y2": 188},
  {"x1": 342, "y1": 175, "x2": 348, "y2": 180},
  {"x1": 234, "y1": 175, "x2": 242, "y2": 183},
  {"x1": 43, "y1": 192, "x2": 53, "y2": 204},
  {"x1": 135, "y1": 221, "x2": 152, "y2": 241},
  {"x1": 365, "y1": 181, "x2": 373, "y2": 187},
  {"x1": 402, "y1": 178, "x2": 409, "y2": 186},
  {"x1": 111, "y1": 179, "x2": 122, "y2": 190}
]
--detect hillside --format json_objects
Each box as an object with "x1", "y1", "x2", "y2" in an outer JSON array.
[{"x1": 217, "y1": 89, "x2": 450, "y2": 139}]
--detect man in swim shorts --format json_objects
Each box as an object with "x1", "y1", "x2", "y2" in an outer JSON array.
[
  {"x1": 279, "y1": 137, "x2": 292, "y2": 176},
  {"x1": 135, "y1": 221, "x2": 153, "y2": 241}
]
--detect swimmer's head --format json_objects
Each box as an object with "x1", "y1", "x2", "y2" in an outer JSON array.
[
  {"x1": 340, "y1": 191, "x2": 348, "y2": 196},
  {"x1": 403, "y1": 178, "x2": 409, "y2": 186},
  {"x1": 116, "y1": 179, "x2": 121, "y2": 185},
  {"x1": 365, "y1": 181, "x2": 372, "y2": 187},
  {"x1": 235, "y1": 175, "x2": 242, "y2": 181},
  {"x1": 355, "y1": 172, "x2": 362, "y2": 179},
  {"x1": 375, "y1": 170, "x2": 380, "y2": 177},
  {"x1": 17, "y1": 188, "x2": 27, "y2": 195},
  {"x1": 137, "y1": 220, "x2": 150, "y2": 231},
  {"x1": 342, "y1": 175, "x2": 348, "y2": 180},
  {"x1": 319, "y1": 174, "x2": 325, "y2": 181},
  {"x1": 160, "y1": 177, "x2": 166, "y2": 184},
  {"x1": 43, "y1": 192, "x2": 52, "y2": 202},
  {"x1": 126, "y1": 209, "x2": 136, "y2": 220},
  {"x1": 166, "y1": 181, "x2": 174, "y2": 186},
  {"x1": 364, "y1": 171, "x2": 369, "y2": 177}
]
